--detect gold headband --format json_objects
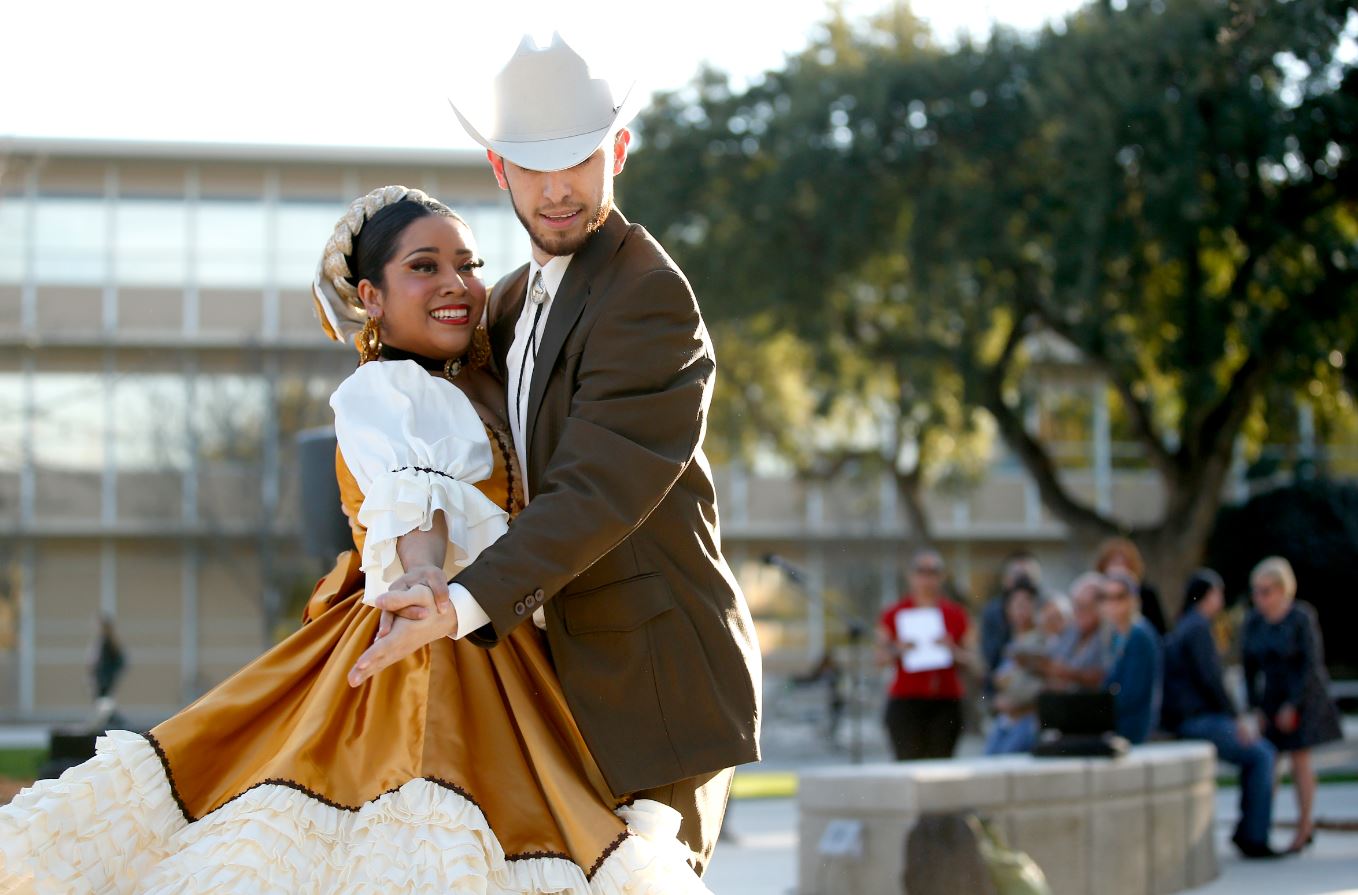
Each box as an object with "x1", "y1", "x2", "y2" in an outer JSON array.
[{"x1": 310, "y1": 184, "x2": 433, "y2": 343}]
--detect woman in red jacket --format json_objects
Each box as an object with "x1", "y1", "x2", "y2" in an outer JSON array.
[{"x1": 875, "y1": 549, "x2": 982, "y2": 760}]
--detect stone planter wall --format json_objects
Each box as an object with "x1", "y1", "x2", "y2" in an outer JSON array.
[{"x1": 798, "y1": 743, "x2": 1218, "y2": 895}]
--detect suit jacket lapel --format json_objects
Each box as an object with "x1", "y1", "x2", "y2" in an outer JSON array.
[
  {"x1": 489, "y1": 265, "x2": 529, "y2": 378},
  {"x1": 523, "y1": 209, "x2": 630, "y2": 462}
]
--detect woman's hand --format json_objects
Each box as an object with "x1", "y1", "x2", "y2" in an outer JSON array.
[
  {"x1": 1275, "y1": 703, "x2": 1300, "y2": 734},
  {"x1": 873, "y1": 628, "x2": 905, "y2": 668},
  {"x1": 348, "y1": 599, "x2": 460, "y2": 688}
]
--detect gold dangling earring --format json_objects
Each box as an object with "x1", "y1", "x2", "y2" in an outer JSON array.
[
  {"x1": 356, "y1": 316, "x2": 382, "y2": 364},
  {"x1": 466, "y1": 326, "x2": 492, "y2": 370}
]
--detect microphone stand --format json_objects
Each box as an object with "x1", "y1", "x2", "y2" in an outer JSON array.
[{"x1": 764, "y1": 555, "x2": 870, "y2": 765}]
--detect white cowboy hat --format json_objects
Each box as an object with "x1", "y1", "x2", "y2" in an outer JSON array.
[{"x1": 450, "y1": 32, "x2": 641, "y2": 173}]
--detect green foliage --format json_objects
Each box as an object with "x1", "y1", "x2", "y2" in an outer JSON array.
[{"x1": 624, "y1": 0, "x2": 1358, "y2": 598}]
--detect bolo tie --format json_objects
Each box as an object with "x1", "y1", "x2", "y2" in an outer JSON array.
[{"x1": 515, "y1": 271, "x2": 548, "y2": 435}]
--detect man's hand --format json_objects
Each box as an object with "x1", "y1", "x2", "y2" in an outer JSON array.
[
  {"x1": 372, "y1": 566, "x2": 452, "y2": 621},
  {"x1": 348, "y1": 600, "x2": 459, "y2": 688}
]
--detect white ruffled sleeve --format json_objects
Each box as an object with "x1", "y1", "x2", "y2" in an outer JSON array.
[{"x1": 330, "y1": 360, "x2": 509, "y2": 606}]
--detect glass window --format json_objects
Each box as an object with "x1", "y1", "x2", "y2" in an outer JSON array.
[
  {"x1": 198, "y1": 201, "x2": 266, "y2": 288},
  {"x1": 115, "y1": 199, "x2": 188, "y2": 286},
  {"x1": 0, "y1": 372, "x2": 22, "y2": 473},
  {"x1": 34, "y1": 197, "x2": 107, "y2": 285},
  {"x1": 0, "y1": 200, "x2": 24, "y2": 284},
  {"x1": 193, "y1": 375, "x2": 267, "y2": 464},
  {"x1": 112, "y1": 373, "x2": 191, "y2": 472},
  {"x1": 32, "y1": 372, "x2": 105, "y2": 471},
  {"x1": 277, "y1": 201, "x2": 346, "y2": 291}
]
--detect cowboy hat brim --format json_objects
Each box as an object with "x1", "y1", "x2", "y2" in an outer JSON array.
[{"x1": 450, "y1": 82, "x2": 642, "y2": 173}]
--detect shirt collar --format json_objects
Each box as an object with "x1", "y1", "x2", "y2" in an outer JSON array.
[{"x1": 527, "y1": 252, "x2": 573, "y2": 303}]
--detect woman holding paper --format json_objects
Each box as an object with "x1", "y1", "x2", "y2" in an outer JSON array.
[{"x1": 876, "y1": 549, "x2": 981, "y2": 760}]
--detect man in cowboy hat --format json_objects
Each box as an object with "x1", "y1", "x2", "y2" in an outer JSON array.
[{"x1": 348, "y1": 32, "x2": 762, "y2": 875}]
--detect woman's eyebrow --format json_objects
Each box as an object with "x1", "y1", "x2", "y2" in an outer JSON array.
[{"x1": 401, "y1": 246, "x2": 439, "y2": 261}]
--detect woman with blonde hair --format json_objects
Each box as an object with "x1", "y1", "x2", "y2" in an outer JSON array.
[{"x1": 1242, "y1": 555, "x2": 1343, "y2": 853}]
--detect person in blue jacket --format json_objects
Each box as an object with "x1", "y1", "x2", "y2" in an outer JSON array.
[
  {"x1": 1164, "y1": 570, "x2": 1281, "y2": 859},
  {"x1": 1101, "y1": 571, "x2": 1162, "y2": 745}
]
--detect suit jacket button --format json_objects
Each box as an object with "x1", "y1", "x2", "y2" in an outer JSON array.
[
  {"x1": 533, "y1": 588, "x2": 545, "y2": 601},
  {"x1": 514, "y1": 601, "x2": 526, "y2": 616}
]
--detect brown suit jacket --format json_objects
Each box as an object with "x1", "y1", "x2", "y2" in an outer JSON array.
[{"x1": 454, "y1": 208, "x2": 762, "y2": 796}]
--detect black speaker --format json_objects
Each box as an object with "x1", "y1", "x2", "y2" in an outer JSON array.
[
  {"x1": 37, "y1": 730, "x2": 100, "y2": 781},
  {"x1": 296, "y1": 428, "x2": 352, "y2": 563},
  {"x1": 1032, "y1": 691, "x2": 1128, "y2": 758}
]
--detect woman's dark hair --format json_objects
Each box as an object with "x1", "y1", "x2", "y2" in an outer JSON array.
[
  {"x1": 345, "y1": 197, "x2": 462, "y2": 291},
  {"x1": 1003, "y1": 576, "x2": 1039, "y2": 606},
  {"x1": 1183, "y1": 568, "x2": 1224, "y2": 610}
]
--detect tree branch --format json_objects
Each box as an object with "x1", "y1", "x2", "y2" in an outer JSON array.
[
  {"x1": 893, "y1": 452, "x2": 935, "y2": 548},
  {"x1": 1191, "y1": 263, "x2": 1358, "y2": 471},
  {"x1": 1030, "y1": 305, "x2": 1177, "y2": 482},
  {"x1": 979, "y1": 315, "x2": 1121, "y2": 538}
]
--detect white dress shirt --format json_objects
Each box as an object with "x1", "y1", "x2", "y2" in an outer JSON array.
[
  {"x1": 507, "y1": 253, "x2": 573, "y2": 471},
  {"x1": 447, "y1": 253, "x2": 573, "y2": 638}
]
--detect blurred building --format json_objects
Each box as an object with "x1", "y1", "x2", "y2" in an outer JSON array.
[
  {"x1": 1, "y1": 138, "x2": 1342, "y2": 723},
  {"x1": 0, "y1": 137, "x2": 520, "y2": 722}
]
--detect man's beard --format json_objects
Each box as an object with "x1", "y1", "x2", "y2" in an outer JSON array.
[{"x1": 507, "y1": 183, "x2": 613, "y2": 258}]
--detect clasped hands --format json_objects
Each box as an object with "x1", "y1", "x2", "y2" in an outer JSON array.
[{"x1": 346, "y1": 565, "x2": 457, "y2": 688}]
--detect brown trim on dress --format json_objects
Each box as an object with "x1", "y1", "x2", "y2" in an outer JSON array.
[
  {"x1": 142, "y1": 730, "x2": 196, "y2": 825},
  {"x1": 485, "y1": 424, "x2": 521, "y2": 514},
  {"x1": 390, "y1": 465, "x2": 460, "y2": 481},
  {"x1": 137, "y1": 733, "x2": 615, "y2": 869},
  {"x1": 505, "y1": 849, "x2": 572, "y2": 863},
  {"x1": 585, "y1": 830, "x2": 634, "y2": 880}
]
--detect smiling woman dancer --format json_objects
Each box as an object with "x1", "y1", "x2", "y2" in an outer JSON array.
[{"x1": 0, "y1": 186, "x2": 708, "y2": 895}]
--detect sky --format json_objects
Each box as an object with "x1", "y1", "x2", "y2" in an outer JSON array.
[{"x1": 1, "y1": 0, "x2": 1086, "y2": 150}]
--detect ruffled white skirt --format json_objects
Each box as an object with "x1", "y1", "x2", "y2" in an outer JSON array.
[{"x1": 0, "y1": 732, "x2": 710, "y2": 895}]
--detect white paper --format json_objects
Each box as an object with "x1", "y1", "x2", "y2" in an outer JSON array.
[{"x1": 895, "y1": 607, "x2": 954, "y2": 673}]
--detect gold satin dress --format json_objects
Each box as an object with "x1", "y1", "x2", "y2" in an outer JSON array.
[{"x1": 0, "y1": 417, "x2": 706, "y2": 895}]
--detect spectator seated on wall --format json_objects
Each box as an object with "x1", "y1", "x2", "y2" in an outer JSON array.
[
  {"x1": 980, "y1": 551, "x2": 1043, "y2": 698},
  {"x1": 1101, "y1": 572, "x2": 1162, "y2": 745},
  {"x1": 1164, "y1": 569, "x2": 1282, "y2": 860},
  {"x1": 984, "y1": 580, "x2": 1047, "y2": 756},
  {"x1": 1037, "y1": 573, "x2": 1112, "y2": 692}
]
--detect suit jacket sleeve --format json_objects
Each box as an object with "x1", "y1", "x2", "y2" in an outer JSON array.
[{"x1": 453, "y1": 267, "x2": 713, "y2": 642}]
